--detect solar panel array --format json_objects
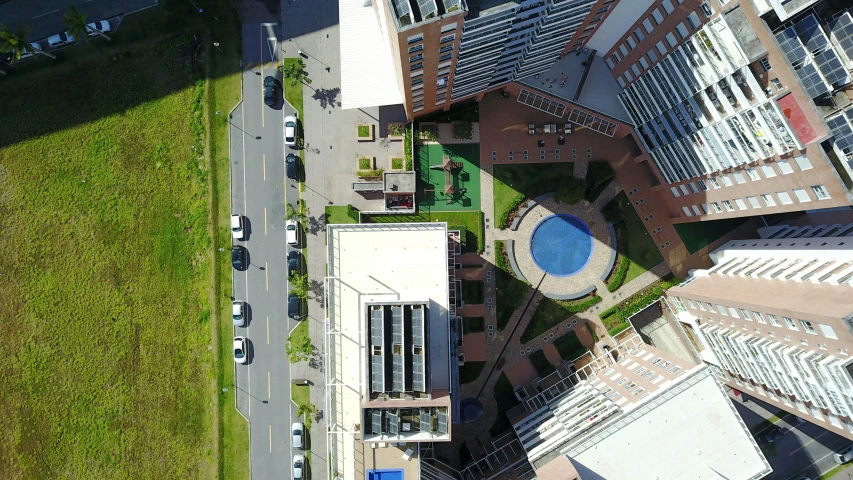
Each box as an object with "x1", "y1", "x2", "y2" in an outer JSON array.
[
  {"x1": 795, "y1": 15, "x2": 826, "y2": 53},
  {"x1": 371, "y1": 410, "x2": 383, "y2": 434},
  {"x1": 411, "y1": 306, "x2": 426, "y2": 392},
  {"x1": 370, "y1": 307, "x2": 385, "y2": 393},
  {"x1": 392, "y1": 0, "x2": 412, "y2": 25},
  {"x1": 831, "y1": 13, "x2": 853, "y2": 66},
  {"x1": 799, "y1": 60, "x2": 831, "y2": 98},
  {"x1": 776, "y1": 28, "x2": 807, "y2": 64},
  {"x1": 417, "y1": 0, "x2": 437, "y2": 19},
  {"x1": 827, "y1": 109, "x2": 853, "y2": 156},
  {"x1": 391, "y1": 305, "x2": 406, "y2": 392},
  {"x1": 437, "y1": 410, "x2": 448, "y2": 434},
  {"x1": 440, "y1": 0, "x2": 460, "y2": 12},
  {"x1": 775, "y1": 21, "x2": 833, "y2": 98},
  {"x1": 814, "y1": 49, "x2": 850, "y2": 87},
  {"x1": 420, "y1": 410, "x2": 432, "y2": 433},
  {"x1": 389, "y1": 412, "x2": 400, "y2": 436}
]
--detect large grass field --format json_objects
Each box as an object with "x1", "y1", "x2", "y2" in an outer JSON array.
[
  {"x1": 0, "y1": 2, "x2": 245, "y2": 477},
  {"x1": 493, "y1": 163, "x2": 576, "y2": 228},
  {"x1": 602, "y1": 192, "x2": 664, "y2": 284}
]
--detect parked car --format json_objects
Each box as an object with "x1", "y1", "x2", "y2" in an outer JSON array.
[
  {"x1": 287, "y1": 250, "x2": 301, "y2": 278},
  {"x1": 232, "y1": 301, "x2": 246, "y2": 327},
  {"x1": 288, "y1": 292, "x2": 300, "y2": 319},
  {"x1": 263, "y1": 76, "x2": 277, "y2": 106},
  {"x1": 231, "y1": 214, "x2": 244, "y2": 239},
  {"x1": 284, "y1": 116, "x2": 297, "y2": 146},
  {"x1": 292, "y1": 454, "x2": 305, "y2": 480},
  {"x1": 231, "y1": 245, "x2": 247, "y2": 270},
  {"x1": 758, "y1": 425, "x2": 788, "y2": 444},
  {"x1": 834, "y1": 444, "x2": 853, "y2": 464},
  {"x1": 286, "y1": 219, "x2": 299, "y2": 245},
  {"x1": 286, "y1": 153, "x2": 299, "y2": 180},
  {"x1": 86, "y1": 20, "x2": 111, "y2": 37},
  {"x1": 292, "y1": 422, "x2": 304, "y2": 449},
  {"x1": 47, "y1": 32, "x2": 75, "y2": 48},
  {"x1": 14, "y1": 42, "x2": 42, "y2": 60},
  {"x1": 233, "y1": 336, "x2": 248, "y2": 364}
]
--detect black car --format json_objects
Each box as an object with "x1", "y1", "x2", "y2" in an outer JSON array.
[
  {"x1": 263, "y1": 76, "x2": 277, "y2": 106},
  {"x1": 758, "y1": 425, "x2": 788, "y2": 444},
  {"x1": 287, "y1": 250, "x2": 301, "y2": 278},
  {"x1": 288, "y1": 292, "x2": 301, "y2": 319},
  {"x1": 286, "y1": 153, "x2": 299, "y2": 180},
  {"x1": 231, "y1": 245, "x2": 247, "y2": 270}
]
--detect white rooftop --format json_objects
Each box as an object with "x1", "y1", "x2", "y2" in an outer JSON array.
[
  {"x1": 325, "y1": 223, "x2": 451, "y2": 479},
  {"x1": 561, "y1": 367, "x2": 770, "y2": 480},
  {"x1": 339, "y1": 0, "x2": 405, "y2": 109}
]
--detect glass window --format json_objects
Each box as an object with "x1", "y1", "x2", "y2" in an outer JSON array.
[
  {"x1": 709, "y1": 177, "x2": 720, "y2": 188},
  {"x1": 666, "y1": 32, "x2": 678, "y2": 47},
  {"x1": 663, "y1": 0, "x2": 675, "y2": 13},
  {"x1": 721, "y1": 175, "x2": 733, "y2": 186},
  {"x1": 793, "y1": 188, "x2": 811, "y2": 203},
  {"x1": 652, "y1": 9, "x2": 664, "y2": 24},
  {"x1": 746, "y1": 168, "x2": 760, "y2": 180},
  {"x1": 648, "y1": 50, "x2": 658, "y2": 63},
  {"x1": 747, "y1": 196, "x2": 761, "y2": 208},
  {"x1": 634, "y1": 28, "x2": 645, "y2": 42},
  {"x1": 820, "y1": 324, "x2": 838, "y2": 339},
  {"x1": 800, "y1": 320, "x2": 816, "y2": 334},
  {"x1": 761, "y1": 164, "x2": 777, "y2": 178},
  {"x1": 777, "y1": 191, "x2": 793, "y2": 205},
  {"x1": 752, "y1": 311, "x2": 766, "y2": 323},
  {"x1": 812, "y1": 185, "x2": 830, "y2": 200},
  {"x1": 656, "y1": 41, "x2": 667, "y2": 55},
  {"x1": 735, "y1": 198, "x2": 748, "y2": 210},
  {"x1": 767, "y1": 314, "x2": 780, "y2": 326},
  {"x1": 643, "y1": 18, "x2": 654, "y2": 33},
  {"x1": 697, "y1": 180, "x2": 707, "y2": 191},
  {"x1": 716, "y1": 304, "x2": 728, "y2": 315},
  {"x1": 733, "y1": 172, "x2": 746, "y2": 184},
  {"x1": 722, "y1": 200, "x2": 734, "y2": 211},
  {"x1": 761, "y1": 194, "x2": 776, "y2": 207},
  {"x1": 783, "y1": 316, "x2": 797, "y2": 330},
  {"x1": 682, "y1": 206, "x2": 693, "y2": 217},
  {"x1": 794, "y1": 155, "x2": 813, "y2": 171},
  {"x1": 777, "y1": 159, "x2": 794, "y2": 174}
]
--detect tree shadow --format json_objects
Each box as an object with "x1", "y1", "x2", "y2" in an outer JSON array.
[
  {"x1": 306, "y1": 214, "x2": 326, "y2": 236},
  {"x1": 311, "y1": 87, "x2": 341, "y2": 109},
  {"x1": 309, "y1": 279, "x2": 325, "y2": 306}
]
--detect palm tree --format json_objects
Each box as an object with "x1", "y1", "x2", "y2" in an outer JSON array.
[
  {"x1": 279, "y1": 58, "x2": 311, "y2": 86},
  {"x1": 0, "y1": 24, "x2": 55, "y2": 61}
]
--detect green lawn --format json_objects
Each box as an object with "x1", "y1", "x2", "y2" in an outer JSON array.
[
  {"x1": 602, "y1": 192, "x2": 664, "y2": 284},
  {"x1": 292, "y1": 385, "x2": 310, "y2": 408},
  {"x1": 283, "y1": 58, "x2": 305, "y2": 121},
  {"x1": 0, "y1": 5, "x2": 242, "y2": 474},
  {"x1": 489, "y1": 373, "x2": 520, "y2": 437},
  {"x1": 464, "y1": 317, "x2": 485, "y2": 333},
  {"x1": 529, "y1": 350, "x2": 556, "y2": 378},
  {"x1": 417, "y1": 143, "x2": 481, "y2": 211},
  {"x1": 553, "y1": 332, "x2": 588, "y2": 361},
  {"x1": 324, "y1": 206, "x2": 358, "y2": 225},
  {"x1": 462, "y1": 280, "x2": 484, "y2": 304},
  {"x1": 495, "y1": 241, "x2": 529, "y2": 330},
  {"x1": 459, "y1": 362, "x2": 486, "y2": 384},
  {"x1": 584, "y1": 161, "x2": 616, "y2": 202},
  {"x1": 493, "y1": 163, "x2": 577, "y2": 228},
  {"x1": 363, "y1": 211, "x2": 484, "y2": 253},
  {"x1": 521, "y1": 296, "x2": 601, "y2": 343},
  {"x1": 674, "y1": 218, "x2": 749, "y2": 254}
]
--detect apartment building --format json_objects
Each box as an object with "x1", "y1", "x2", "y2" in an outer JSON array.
[
  {"x1": 346, "y1": 0, "x2": 616, "y2": 118},
  {"x1": 667, "y1": 234, "x2": 853, "y2": 440},
  {"x1": 589, "y1": 0, "x2": 853, "y2": 223}
]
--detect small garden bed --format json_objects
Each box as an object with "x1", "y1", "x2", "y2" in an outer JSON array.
[
  {"x1": 599, "y1": 276, "x2": 680, "y2": 336},
  {"x1": 459, "y1": 362, "x2": 486, "y2": 385},
  {"x1": 529, "y1": 349, "x2": 556, "y2": 378},
  {"x1": 464, "y1": 316, "x2": 485, "y2": 333},
  {"x1": 419, "y1": 123, "x2": 439, "y2": 141},
  {"x1": 605, "y1": 224, "x2": 630, "y2": 292},
  {"x1": 358, "y1": 157, "x2": 373, "y2": 170},
  {"x1": 391, "y1": 157, "x2": 404, "y2": 170},
  {"x1": 357, "y1": 123, "x2": 374, "y2": 141},
  {"x1": 452, "y1": 120, "x2": 473, "y2": 140},
  {"x1": 356, "y1": 168, "x2": 384, "y2": 179},
  {"x1": 462, "y1": 280, "x2": 484, "y2": 305},
  {"x1": 521, "y1": 294, "x2": 602, "y2": 343},
  {"x1": 387, "y1": 122, "x2": 405, "y2": 140},
  {"x1": 554, "y1": 331, "x2": 588, "y2": 362}
]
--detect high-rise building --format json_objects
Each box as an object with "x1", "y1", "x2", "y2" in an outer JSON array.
[
  {"x1": 594, "y1": 0, "x2": 853, "y2": 224},
  {"x1": 667, "y1": 230, "x2": 853, "y2": 440}
]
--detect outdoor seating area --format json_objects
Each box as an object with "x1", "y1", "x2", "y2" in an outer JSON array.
[{"x1": 417, "y1": 143, "x2": 481, "y2": 211}]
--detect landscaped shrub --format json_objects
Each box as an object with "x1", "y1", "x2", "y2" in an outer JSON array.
[
  {"x1": 391, "y1": 158, "x2": 404, "y2": 170},
  {"x1": 346, "y1": 204, "x2": 359, "y2": 222},
  {"x1": 554, "y1": 176, "x2": 586, "y2": 205},
  {"x1": 584, "y1": 161, "x2": 616, "y2": 202},
  {"x1": 357, "y1": 125, "x2": 371, "y2": 137},
  {"x1": 554, "y1": 332, "x2": 588, "y2": 361},
  {"x1": 452, "y1": 120, "x2": 473, "y2": 140},
  {"x1": 642, "y1": 251, "x2": 654, "y2": 262},
  {"x1": 465, "y1": 317, "x2": 485, "y2": 333},
  {"x1": 499, "y1": 193, "x2": 526, "y2": 229},
  {"x1": 599, "y1": 276, "x2": 681, "y2": 329},
  {"x1": 420, "y1": 124, "x2": 438, "y2": 141},
  {"x1": 357, "y1": 168, "x2": 384, "y2": 178},
  {"x1": 358, "y1": 157, "x2": 372, "y2": 170},
  {"x1": 404, "y1": 124, "x2": 413, "y2": 170},
  {"x1": 388, "y1": 122, "x2": 405, "y2": 137},
  {"x1": 608, "y1": 322, "x2": 633, "y2": 337},
  {"x1": 606, "y1": 256, "x2": 630, "y2": 292}
]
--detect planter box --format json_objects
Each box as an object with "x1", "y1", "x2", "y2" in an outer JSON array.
[
  {"x1": 390, "y1": 157, "x2": 404, "y2": 171},
  {"x1": 358, "y1": 157, "x2": 374, "y2": 170},
  {"x1": 387, "y1": 122, "x2": 405, "y2": 141},
  {"x1": 357, "y1": 124, "x2": 374, "y2": 142}
]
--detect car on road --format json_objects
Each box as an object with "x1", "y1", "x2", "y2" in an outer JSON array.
[
  {"x1": 288, "y1": 292, "x2": 301, "y2": 319},
  {"x1": 758, "y1": 425, "x2": 788, "y2": 444},
  {"x1": 47, "y1": 32, "x2": 75, "y2": 48},
  {"x1": 285, "y1": 115, "x2": 297, "y2": 146},
  {"x1": 286, "y1": 153, "x2": 299, "y2": 180},
  {"x1": 263, "y1": 76, "x2": 277, "y2": 106},
  {"x1": 231, "y1": 245, "x2": 247, "y2": 270},
  {"x1": 86, "y1": 20, "x2": 111, "y2": 37},
  {"x1": 230, "y1": 214, "x2": 244, "y2": 240},
  {"x1": 233, "y1": 336, "x2": 248, "y2": 364},
  {"x1": 232, "y1": 301, "x2": 246, "y2": 327},
  {"x1": 292, "y1": 422, "x2": 304, "y2": 449},
  {"x1": 834, "y1": 444, "x2": 853, "y2": 464},
  {"x1": 288, "y1": 250, "x2": 301, "y2": 278},
  {"x1": 292, "y1": 454, "x2": 305, "y2": 479},
  {"x1": 286, "y1": 219, "x2": 299, "y2": 245},
  {"x1": 12, "y1": 42, "x2": 42, "y2": 61}
]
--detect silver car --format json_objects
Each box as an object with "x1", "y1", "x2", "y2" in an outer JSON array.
[
  {"x1": 232, "y1": 301, "x2": 246, "y2": 327},
  {"x1": 292, "y1": 454, "x2": 305, "y2": 479},
  {"x1": 284, "y1": 116, "x2": 297, "y2": 146},
  {"x1": 292, "y1": 422, "x2": 304, "y2": 449},
  {"x1": 233, "y1": 337, "x2": 248, "y2": 364}
]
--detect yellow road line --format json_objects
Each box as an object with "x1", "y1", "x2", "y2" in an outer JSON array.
[
  {"x1": 790, "y1": 431, "x2": 827, "y2": 454},
  {"x1": 269, "y1": 425, "x2": 272, "y2": 453},
  {"x1": 264, "y1": 207, "x2": 268, "y2": 236},
  {"x1": 268, "y1": 371, "x2": 271, "y2": 399},
  {"x1": 260, "y1": 27, "x2": 265, "y2": 128},
  {"x1": 263, "y1": 153, "x2": 266, "y2": 181},
  {"x1": 265, "y1": 262, "x2": 269, "y2": 290},
  {"x1": 267, "y1": 316, "x2": 270, "y2": 344}
]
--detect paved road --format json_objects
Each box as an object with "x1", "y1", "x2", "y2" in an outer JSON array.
[
  {"x1": 230, "y1": 22, "x2": 301, "y2": 480},
  {"x1": 0, "y1": 0, "x2": 155, "y2": 41},
  {"x1": 733, "y1": 394, "x2": 852, "y2": 479}
]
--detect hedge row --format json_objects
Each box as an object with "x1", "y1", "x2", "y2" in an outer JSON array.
[
  {"x1": 565, "y1": 294, "x2": 602, "y2": 313},
  {"x1": 605, "y1": 221, "x2": 629, "y2": 292},
  {"x1": 607, "y1": 322, "x2": 633, "y2": 337},
  {"x1": 600, "y1": 277, "x2": 681, "y2": 324},
  {"x1": 499, "y1": 193, "x2": 526, "y2": 229}
]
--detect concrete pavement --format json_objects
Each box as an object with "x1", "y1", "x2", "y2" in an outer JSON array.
[
  {"x1": 230, "y1": 21, "x2": 303, "y2": 479},
  {"x1": 0, "y1": 0, "x2": 156, "y2": 41}
]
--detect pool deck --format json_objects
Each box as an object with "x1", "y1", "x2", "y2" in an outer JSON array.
[{"x1": 503, "y1": 196, "x2": 613, "y2": 299}]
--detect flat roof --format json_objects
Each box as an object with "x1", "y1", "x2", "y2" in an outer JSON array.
[
  {"x1": 340, "y1": 0, "x2": 404, "y2": 109},
  {"x1": 384, "y1": 171, "x2": 416, "y2": 193},
  {"x1": 546, "y1": 368, "x2": 771, "y2": 480}
]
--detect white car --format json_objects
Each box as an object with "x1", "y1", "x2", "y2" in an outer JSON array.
[
  {"x1": 284, "y1": 116, "x2": 297, "y2": 146},
  {"x1": 292, "y1": 454, "x2": 305, "y2": 479},
  {"x1": 47, "y1": 32, "x2": 75, "y2": 48},
  {"x1": 16, "y1": 42, "x2": 42, "y2": 60},
  {"x1": 835, "y1": 444, "x2": 853, "y2": 464},
  {"x1": 286, "y1": 220, "x2": 299, "y2": 246},
  {"x1": 230, "y1": 214, "x2": 244, "y2": 240},
  {"x1": 292, "y1": 422, "x2": 304, "y2": 449},
  {"x1": 233, "y1": 336, "x2": 248, "y2": 364},
  {"x1": 86, "y1": 20, "x2": 111, "y2": 37},
  {"x1": 232, "y1": 301, "x2": 246, "y2": 327}
]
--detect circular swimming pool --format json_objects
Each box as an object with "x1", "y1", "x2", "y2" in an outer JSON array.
[{"x1": 529, "y1": 214, "x2": 593, "y2": 277}]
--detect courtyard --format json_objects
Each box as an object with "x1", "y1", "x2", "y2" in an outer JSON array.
[{"x1": 417, "y1": 142, "x2": 482, "y2": 212}]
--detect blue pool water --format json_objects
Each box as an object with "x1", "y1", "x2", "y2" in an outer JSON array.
[
  {"x1": 529, "y1": 214, "x2": 593, "y2": 277},
  {"x1": 367, "y1": 469, "x2": 404, "y2": 480}
]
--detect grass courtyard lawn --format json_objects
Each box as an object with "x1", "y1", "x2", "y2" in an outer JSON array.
[
  {"x1": 417, "y1": 143, "x2": 481, "y2": 211},
  {"x1": 462, "y1": 280, "x2": 484, "y2": 304},
  {"x1": 553, "y1": 332, "x2": 588, "y2": 362},
  {"x1": 602, "y1": 192, "x2": 664, "y2": 284},
  {"x1": 493, "y1": 163, "x2": 576, "y2": 228},
  {"x1": 489, "y1": 373, "x2": 521, "y2": 437},
  {"x1": 529, "y1": 350, "x2": 556, "y2": 378},
  {"x1": 324, "y1": 206, "x2": 358, "y2": 225},
  {"x1": 0, "y1": 7, "x2": 245, "y2": 473},
  {"x1": 292, "y1": 385, "x2": 310, "y2": 408},
  {"x1": 464, "y1": 316, "x2": 485, "y2": 333},
  {"x1": 674, "y1": 218, "x2": 749, "y2": 254},
  {"x1": 363, "y1": 211, "x2": 484, "y2": 253},
  {"x1": 459, "y1": 362, "x2": 486, "y2": 384},
  {"x1": 283, "y1": 58, "x2": 305, "y2": 121},
  {"x1": 495, "y1": 240, "x2": 529, "y2": 330}
]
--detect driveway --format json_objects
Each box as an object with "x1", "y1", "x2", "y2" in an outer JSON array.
[
  {"x1": 0, "y1": 0, "x2": 156, "y2": 41},
  {"x1": 230, "y1": 21, "x2": 301, "y2": 479}
]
